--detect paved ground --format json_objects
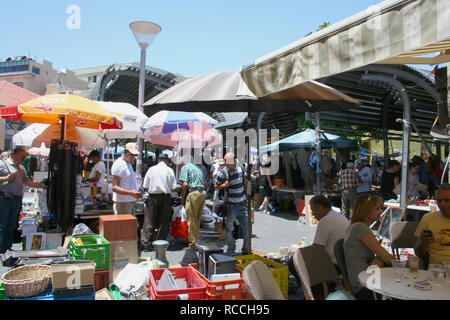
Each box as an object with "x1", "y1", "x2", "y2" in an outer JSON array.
[{"x1": 140, "y1": 209, "x2": 317, "y2": 267}]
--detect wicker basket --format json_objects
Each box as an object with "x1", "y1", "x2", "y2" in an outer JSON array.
[{"x1": 1, "y1": 264, "x2": 51, "y2": 298}]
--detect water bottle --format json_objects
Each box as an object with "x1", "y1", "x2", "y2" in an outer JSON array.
[{"x1": 111, "y1": 241, "x2": 129, "y2": 282}]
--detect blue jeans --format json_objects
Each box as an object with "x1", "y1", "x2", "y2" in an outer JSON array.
[
  {"x1": 0, "y1": 197, "x2": 22, "y2": 253},
  {"x1": 225, "y1": 202, "x2": 248, "y2": 254}
]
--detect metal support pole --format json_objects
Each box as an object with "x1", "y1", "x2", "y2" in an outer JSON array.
[
  {"x1": 314, "y1": 112, "x2": 321, "y2": 195},
  {"x1": 136, "y1": 48, "x2": 146, "y2": 181},
  {"x1": 383, "y1": 105, "x2": 389, "y2": 170},
  {"x1": 361, "y1": 75, "x2": 411, "y2": 209}
]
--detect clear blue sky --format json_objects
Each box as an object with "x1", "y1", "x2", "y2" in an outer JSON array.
[{"x1": 1, "y1": 0, "x2": 385, "y2": 77}]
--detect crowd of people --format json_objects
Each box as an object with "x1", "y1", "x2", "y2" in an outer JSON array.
[
  {"x1": 337, "y1": 152, "x2": 448, "y2": 221},
  {"x1": 105, "y1": 143, "x2": 252, "y2": 257},
  {"x1": 2, "y1": 142, "x2": 450, "y2": 301}
]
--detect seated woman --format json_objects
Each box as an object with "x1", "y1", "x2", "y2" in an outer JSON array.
[{"x1": 343, "y1": 194, "x2": 396, "y2": 300}]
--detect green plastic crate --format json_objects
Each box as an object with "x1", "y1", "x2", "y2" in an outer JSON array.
[
  {"x1": 70, "y1": 235, "x2": 110, "y2": 270},
  {"x1": 0, "y1": 282, "x2": 5, "y2": 300}
]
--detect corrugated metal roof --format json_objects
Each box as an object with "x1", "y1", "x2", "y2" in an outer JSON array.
[
  {"x1": 229, "y1": 64, "x2": 440, "y2": 143},
  {"x1": 88, "y1": 63, "x2": 184, "y2": 115}
]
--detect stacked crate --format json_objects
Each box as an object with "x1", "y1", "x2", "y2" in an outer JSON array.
[{"x1": 99, "y1": 214, "x2": 139, "y2": 284}]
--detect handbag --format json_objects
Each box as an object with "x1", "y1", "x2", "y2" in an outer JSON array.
[
  {"x1": 171, "y1": 205, "x2": 188, "y2": 239},
  {"x1": 215, "y1": 188, "x2": 229, "y2": 218},
  {"x1": 214, "y1": 167, "x2": 230, "y2": 218}
]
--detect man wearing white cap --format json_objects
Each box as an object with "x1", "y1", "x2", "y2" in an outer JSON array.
[
  {"x1": 111, "y1": 143, "x2": 142, "y2": 215},
  {"x1": 355, "y1": 159, "x2": 373, "y2": 195}
]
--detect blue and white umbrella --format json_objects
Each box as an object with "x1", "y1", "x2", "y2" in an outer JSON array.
[{"x1": 138, "y1": 110, "x2": 220, "y2": 147}]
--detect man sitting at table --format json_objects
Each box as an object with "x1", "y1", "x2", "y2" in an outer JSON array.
[
  {"x1": 414, "y1": 183, "x2": 450, "y2": 265},
  {"x1": 310, "y1": 195, "x2": 349, "y2": 265},
  {"x1": 287, "y1": 195, "x2": 348, "y2": 299}
]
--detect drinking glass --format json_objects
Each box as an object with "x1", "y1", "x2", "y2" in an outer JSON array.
[
  {"x1": 446, "y1": 264, "x2": 450, "y2": 288},
  {"x1": 392, "y1": 260, "x2": 406, "y2": 282},
  {"x1": 408, "y1": 256, "x2": 420, "y2": 274},
  {"x1": 434, "y1": 269, "x2": 446, "y2": 287},
  {"x1": 428, "y1": 264, "x2": 443, "y2": 281}
]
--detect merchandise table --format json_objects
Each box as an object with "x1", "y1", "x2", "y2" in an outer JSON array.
[
  {"x1": 75, "y1": 210, "x2": 144, "y2": 220},
  {"x1": 358, "y1": 267, "x2": 450, "y2": 300}
]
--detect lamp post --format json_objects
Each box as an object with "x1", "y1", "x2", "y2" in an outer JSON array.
[{"x1": 129, "y1": 20, "x2": 161, "y2": 180}]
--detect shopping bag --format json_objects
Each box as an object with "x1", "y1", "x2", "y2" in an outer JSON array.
[{"x1": 171, "y1": 205, "x2": 188, "y2": 239}]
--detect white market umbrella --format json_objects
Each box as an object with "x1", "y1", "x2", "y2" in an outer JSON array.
[
  {"x1": 96, "y1": 101, "x2": 148, "y2": 140},
  {"x1": 96, "y1": 101, "x2": 148, "y2": 180},
  {"x1": 12, "y1": 123, "x2": 107, "y2": 149},
  {"x1": 27, "y1": 142, "x2": 50, "y2": 156}
]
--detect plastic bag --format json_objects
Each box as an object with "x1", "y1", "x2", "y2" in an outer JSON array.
[
  {"x1": 171, "y1": 205, "x2": 188, "y2": 239},
  {"x1": 71, "y1": 223, "x2": 94, "y2": 236},
  {"x1": 114, "y1": 263, "x2": 150, "y2": 299},
  {"x1": 325, "y1": 289, "x2": 355, "y2": 300}
]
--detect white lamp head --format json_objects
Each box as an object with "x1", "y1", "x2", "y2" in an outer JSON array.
[{"x1": 129, "y1": 21, "x2": 161, "y2": 50}]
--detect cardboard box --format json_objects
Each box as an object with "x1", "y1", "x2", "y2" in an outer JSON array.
[
  {"x1": 99, "y1": 214, "x2": 138, "y2": 242},
  {"x1": 51, "y1": 261, "x2": 96, "y2": 290},
  {"x1": 109, "y1": 240, "x2": 138, "y2": 283}
]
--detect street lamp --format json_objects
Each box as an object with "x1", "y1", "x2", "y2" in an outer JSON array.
[{"x1": 129, "y1": 20, "x2": 161, "y2": 180}]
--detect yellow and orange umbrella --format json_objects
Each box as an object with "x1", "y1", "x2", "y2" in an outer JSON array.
[{"x1": 0, "y1": 94, "x2": 123, "y2": 136}]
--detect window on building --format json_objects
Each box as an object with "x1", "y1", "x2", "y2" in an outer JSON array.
[
  {"x1": 88, "y1": 75, "x2": 97, "y2": 83},
  {"x1": 0, "y1": 64, "x2": 29, "y2": 74},
  {"x1": 32, "y1": 67, "x2": 40, "y2": 75}
]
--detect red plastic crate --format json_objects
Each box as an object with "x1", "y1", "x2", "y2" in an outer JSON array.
[
  {"x1": 94, "y1": 270, "x2": 109, "y2": 291},
  {"x1": 189, "y1": 263, "x2": 250, "y2": 300},
  {"x1": 148, "y1": 267, "x2": 207, "y2": 300}
]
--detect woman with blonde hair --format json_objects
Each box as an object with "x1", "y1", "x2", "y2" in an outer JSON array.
[{"x1": 343, "y1": 194, "x2": 396, "y2": 299}]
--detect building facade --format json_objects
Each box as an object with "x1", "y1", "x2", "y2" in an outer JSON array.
[{"x1": 0, "y1": 56, "x2": 89, "y2": 95}]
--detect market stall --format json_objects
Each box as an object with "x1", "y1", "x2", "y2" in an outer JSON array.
[{"x1": 258, "y1": 129, "x2": 359, "y2": 215}]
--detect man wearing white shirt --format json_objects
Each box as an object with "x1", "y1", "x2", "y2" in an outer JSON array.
[
  {"x1": 141, "y1": 153, "x2": 179, "y2": 251},
  {"x1": 310, "y1": 195, "x2": 349, "y2": 264},
  {"x1": 84, "y1": 150, "x2": 105, "y2": 194},
  {"x1": 111, "y1": 143, "x2": 141, "y2": 215}
]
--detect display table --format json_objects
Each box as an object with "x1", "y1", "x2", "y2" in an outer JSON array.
[
  {"x1": 75, "y1": 210, "x2": 144, "y2": 220},
  {"x1": 358, "y1": 267, "x2": 450, "y2": 300}
]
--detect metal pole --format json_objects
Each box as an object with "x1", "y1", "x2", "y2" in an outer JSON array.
[
  {"x1": 314, "y1": 112, "x2": 321, "y2": 195},
  {"x1": 361, "y1": 75, "x2": 411, "y2": 209},
  {"x1": 383, "y1": 105, "x2": 389, "y2": 171},
  {"x1": 136, "y1": 48, "x2": 146, "y2": 181}
]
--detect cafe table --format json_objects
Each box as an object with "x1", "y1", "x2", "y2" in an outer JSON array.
[{"x1": 358, "y1": 267, "x2": 450, "y2": 300}]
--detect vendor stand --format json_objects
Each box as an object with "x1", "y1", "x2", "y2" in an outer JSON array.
[{"x1": 259, "y1": 129, "x2": 358, "y2": 215}]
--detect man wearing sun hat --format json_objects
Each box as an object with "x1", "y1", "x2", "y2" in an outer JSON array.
[{"x1": 111, "y1": 142, "x2": 142, "y2": 215}]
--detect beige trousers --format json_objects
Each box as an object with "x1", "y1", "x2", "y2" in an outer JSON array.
[{"x1": 185, "y1": 191, "x2": 206, "y2": 248}]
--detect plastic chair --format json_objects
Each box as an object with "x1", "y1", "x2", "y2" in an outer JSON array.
[
  {"x1": 389, "y1": 221, "x2": 418, "y2": 259},
  {"x1": 333, "y1": 239, "x2": 353, "y2": 294},
  {"x1": 242, "y1": 260, "x2": 285, "y2": 300},
  {"x1": 293, "y1": 245, "x2": 341, "y2": 300}
]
